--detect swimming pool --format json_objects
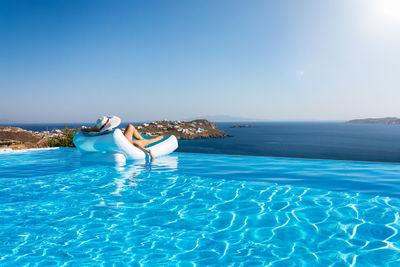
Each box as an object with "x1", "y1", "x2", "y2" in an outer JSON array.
[{"x1": 0, "y1": 148, "x2": 399, "y2": 266}]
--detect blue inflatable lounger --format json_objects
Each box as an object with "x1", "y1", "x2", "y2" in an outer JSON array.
[{"x1": 73, "y1": 129, "x2": 178, "y2": 164}]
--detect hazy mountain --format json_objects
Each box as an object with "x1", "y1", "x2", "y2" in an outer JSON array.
[
  {"x1": 347, "y1": 117, "x2": 400, "y2": 124},
  {"x1": 0, "y1": 119, "x2": 19, "y2": 124},
  {"x1": 184, "y1": 115, "x2": 263, "y2": 122}
]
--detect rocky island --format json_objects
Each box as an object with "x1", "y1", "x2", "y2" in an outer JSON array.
[
  {"x1": 0, "y1": 119, "x2": 230, "y2": 150},
  {"x1": 347, "y1": 117, "x2": 400, "y2": 125}
]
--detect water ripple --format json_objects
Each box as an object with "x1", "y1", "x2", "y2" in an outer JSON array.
[{"x1": 0, "y1": 150, "x2": 400, "y2": 265}]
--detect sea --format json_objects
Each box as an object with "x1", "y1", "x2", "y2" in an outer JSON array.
[{"x1": 3, "y1": 122, "x2": 400, "y2": 163}]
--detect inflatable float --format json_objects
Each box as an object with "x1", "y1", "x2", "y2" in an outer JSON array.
[{"x1": 73, "y1": 129, "x2": 178, "y2": 164}]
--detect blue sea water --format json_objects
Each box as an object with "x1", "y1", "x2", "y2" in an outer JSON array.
[
  {"x1": 178, "y1": 122, "x2": 400, "y2": 163},
  {"x1": 0, "y1": 148, "x2": 399, "y2": 266},
  {"x1": 5, "y1": 122, "x2": 400, "y2": 163}
]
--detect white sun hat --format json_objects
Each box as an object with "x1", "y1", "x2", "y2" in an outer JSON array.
[{"x1": 96, "y1": 116, "x2": 121, "y2": 132}]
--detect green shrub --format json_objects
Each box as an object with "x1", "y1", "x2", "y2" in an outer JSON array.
[{"x1": 47, "y1": 128, "x2": 77, "y2": 147}]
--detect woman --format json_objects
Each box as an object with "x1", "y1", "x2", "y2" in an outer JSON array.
[{"x1": 95, "y1": 116, "x2": 163, "y2": 159}]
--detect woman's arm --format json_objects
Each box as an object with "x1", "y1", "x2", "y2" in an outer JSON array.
[{"x1": 132, "y1": 143, "x2": 155, "y2": 159}]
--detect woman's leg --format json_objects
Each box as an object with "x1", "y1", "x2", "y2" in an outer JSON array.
[
  {"x1": 132, "y1": 135, "x2": 164, "y2": 159},
  {"x1": 124, "y1": 124, "x2": 143, "y2": 141},
  {"x1": 132, "y1": 135, "x2": 164, "y2": 148}
]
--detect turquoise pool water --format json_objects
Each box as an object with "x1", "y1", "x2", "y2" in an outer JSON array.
[{"x1": 0, "y1": 148, "x2": 399, "y2": 266}]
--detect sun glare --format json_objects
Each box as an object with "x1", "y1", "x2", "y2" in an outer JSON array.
[
  {"x1": 361, "y1": 0, "x2": 400, "y2": 37},
  {"x1": 374, "y1": 0, "x2": 400, "y2": 24}
]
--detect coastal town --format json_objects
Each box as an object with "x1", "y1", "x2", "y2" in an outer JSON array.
[
  {"x1": 0, "y1": 119, "x2": 229, "y2": 150},
  {"x1": 132, "y1": 119, "x2": 229, "y2": 139}
]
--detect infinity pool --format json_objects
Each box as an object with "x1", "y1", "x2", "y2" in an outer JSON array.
[{"x1": 0, "y1": 148, "x2": 399, "y2": 266}]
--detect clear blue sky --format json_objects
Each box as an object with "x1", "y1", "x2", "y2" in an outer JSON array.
[{"x1": 1, "y1": 0, "x2": 399, "y2": 123}]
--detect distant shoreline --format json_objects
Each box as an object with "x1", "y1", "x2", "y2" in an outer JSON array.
[
  {"x1": 5, "y1": 119, "x2": 400, "y2": 133},
  {"x1": 0, "y1": 120, "x2": 349, "y2": 131}
]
